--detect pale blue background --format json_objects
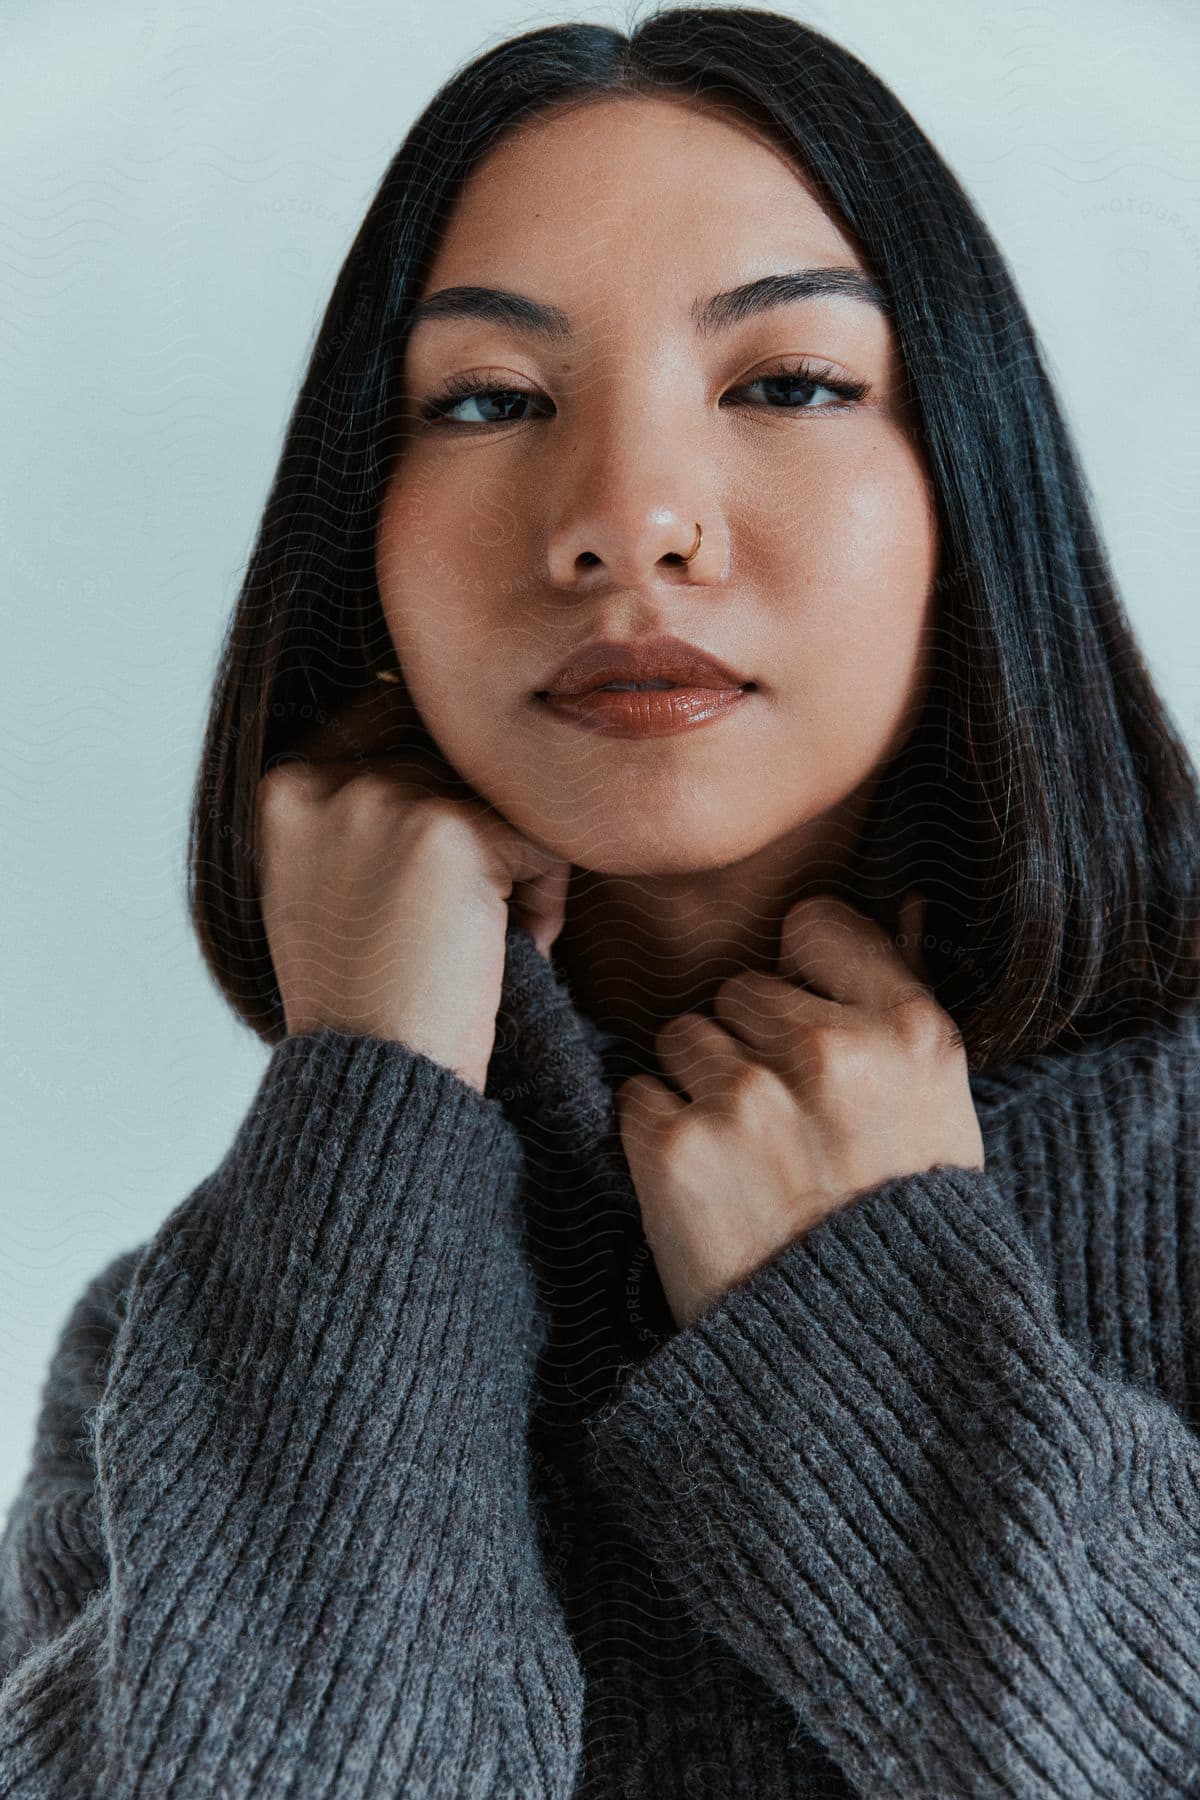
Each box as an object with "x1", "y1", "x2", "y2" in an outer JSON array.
[{"x1": 2, "y1": 0, "x2": 1198, "y2": 1512}]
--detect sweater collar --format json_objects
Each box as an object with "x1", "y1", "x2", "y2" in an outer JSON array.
[
  {"x1": 485, "y1": 920, "x2": 1200, "y2": 1170},
  {"x1": 485, "y1": 922, "x2": 1200, "y2": 1380},
  {"x1": 485, "y1": 922, "x2": 620, "y2": 1144}
]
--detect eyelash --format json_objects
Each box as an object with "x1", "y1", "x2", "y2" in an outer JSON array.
[{"x1": 416, "y1": 357, "x2": 869, "y2": 428}]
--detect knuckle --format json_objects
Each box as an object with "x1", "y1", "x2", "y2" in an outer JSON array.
[
  {"x1": 884, "y1": 988, "x2": 942, "y2": 1045},
  {"x1": 334, "y1": 770, "x2": 402, "y2": 816},
  {"x1": 807, "y1": 1031, "x2": 845, "y2": 1079},
  {"x1": 726, "y1": 1057, "x2": 778, "y2": 1114},
  {"x1": 402, "y1": 793, "x2": 478, "y2": 845},
  {"x1": 801, "y1": 1024, "x2": 859, "y2": 1089},
  {"x1": 257, "y1": 758, "x2": 305, "y2": 797},
  {"x1": 655, "y1": 1108, "x2": 690, "y2": 1154},
  {"x1": 655, "y1": 1097, "x2": 713, "y2": 1161},
  {"x1": 255, "y1": 761, "x2": 310, "y2": 827}
]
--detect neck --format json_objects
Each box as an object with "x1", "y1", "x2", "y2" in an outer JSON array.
[{"x1": 552, "y1": 798, "x2": 881, "y2": 1080}]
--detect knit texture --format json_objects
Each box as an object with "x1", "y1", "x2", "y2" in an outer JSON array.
[{"x1": 3, "y1": 921, "x2": 1200, "y2": 1796}]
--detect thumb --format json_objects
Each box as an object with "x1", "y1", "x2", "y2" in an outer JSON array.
[{"x1": 509, "y1": 858, "x2": 573, "y2": 962}]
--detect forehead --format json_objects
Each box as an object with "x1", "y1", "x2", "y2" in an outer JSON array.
[{"x1": 423, "y1": 93, "x2": 864, "y2": 286}]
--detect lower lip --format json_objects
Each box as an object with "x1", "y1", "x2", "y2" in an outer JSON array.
[{"x1": 536, "y1": 684, "x2": 753, "y2": 737}]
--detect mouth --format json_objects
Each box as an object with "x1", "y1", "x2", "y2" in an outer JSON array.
[
  {"x1": 542, "y1": 677, "x2": 757, "y2": 696},
  {"x1": 532, "y1": 678, "x2": 757, "y2": 740},
  {"x1": 536, "y1": 634, "x2": 755, "y2": 699}
]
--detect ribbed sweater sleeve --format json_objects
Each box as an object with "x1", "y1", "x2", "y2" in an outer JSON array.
[
  {"x1": 0, "y1": 1028, "x2": 584, "y2": 1798},
  {"x1": 583, "y1": 1162, "x2": 1200, "y2": 1798}
]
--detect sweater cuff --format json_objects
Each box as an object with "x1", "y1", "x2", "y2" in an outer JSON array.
[
  {"x1": 151, "y1": 1026, "x2": 535, "y2": 1443},
  {"x1": 581, "y1": 1164, "x2": 1091, "y2": 1680}
]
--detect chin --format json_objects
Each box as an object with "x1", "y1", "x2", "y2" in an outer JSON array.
[
  {"x1": 546, "y1": 814, "x2": 772, "y2": 879},
  {"x1": 572, "y1": 852, "x2": 731, "y2": 878}
]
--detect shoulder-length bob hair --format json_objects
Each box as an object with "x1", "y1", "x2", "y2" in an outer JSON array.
[{"x1": 188, "y1": 4, "x2": 1200, "y2": 1070}]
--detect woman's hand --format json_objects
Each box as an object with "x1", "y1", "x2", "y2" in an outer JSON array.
[
  {"x1": 614, "y1": 890, "x2": 985, "y2": 1331},
  {"x1": 256, "y1": 685, "x2": 572, "y2": 1092}
]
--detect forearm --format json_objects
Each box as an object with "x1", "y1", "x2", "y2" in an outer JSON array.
[
  {"x1": 585, "y1": 1164, "x2": 1200, "y2": 1797},
  {"x1": 1, "y1": 1028, "x2": 583, "y2": 1797}
]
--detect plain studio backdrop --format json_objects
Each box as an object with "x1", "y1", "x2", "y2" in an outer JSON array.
[{"x1": 1, "y1": 0, "x2": 1198, "y2": 1515}]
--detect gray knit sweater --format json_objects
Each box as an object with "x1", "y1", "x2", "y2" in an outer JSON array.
[{"x1": 4, "y1": 920, "x2": 1200, "y2": 1798}]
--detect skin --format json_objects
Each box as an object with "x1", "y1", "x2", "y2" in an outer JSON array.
[{"x1": 375, "y1": 91, "x2": 941, "y2": 1076}]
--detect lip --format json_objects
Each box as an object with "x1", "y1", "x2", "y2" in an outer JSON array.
[
  {"x1": 536, "y1": 633, "x2": 754, "y2": 699},
  {"x1": 535, "y1": 683, "x2": 753, "y2": 739}
]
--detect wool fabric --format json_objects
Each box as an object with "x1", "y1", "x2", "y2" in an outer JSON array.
[{"x1": 3, "y1": 922, "x2": 1200, "y2": 1797}]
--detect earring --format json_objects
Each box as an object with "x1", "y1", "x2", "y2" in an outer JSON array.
[{"x1": 375, "y1": 665, "x2": 401, "y2": 684}]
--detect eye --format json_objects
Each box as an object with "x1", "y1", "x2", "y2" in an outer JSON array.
[
  {"x1": 726, "y1": 358, "x2": 869, "y2": 411},
  {"x1": 416, "y1": 357, "x2": 869, "y2": 429},
  {"x1": 417, "y1": 374, "x2": 547, "y2": 427}
]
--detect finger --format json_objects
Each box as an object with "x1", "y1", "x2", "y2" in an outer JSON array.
[
  {"x1": 777, "y1": 892, "x2": 926, "y2": 1012},
  {"x1": 651, "y1": 1010, "x2": 758, "y2": 1106},
  {"x1": 896, "y1": 887, "x2": 930, "y2": 985},
  {"x1": 614, "y1": 1068, "x2": 686, "y2": 1141},
  {"x1": 710, "y1": 968, "x2": 834, "y2": 1080},
  {"x1": 509, "y1": 858, "x2": 573, "y2": 961}
]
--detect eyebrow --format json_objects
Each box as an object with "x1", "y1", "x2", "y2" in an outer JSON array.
[{"x1": 403, "y1": 266, "x2": 891, "y2": 345}]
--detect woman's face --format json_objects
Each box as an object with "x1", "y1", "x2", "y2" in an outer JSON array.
[{"x1": 376, "y1": 94, "x2": 939, "y2": 875}]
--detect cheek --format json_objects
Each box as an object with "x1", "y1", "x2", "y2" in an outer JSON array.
[
  {"x1": 788, "y1": 432, "x2": 935, "y2": 590},
  {"x1": 846, "y1": 454, "x2": 938, "y2": 599},
  {"x1": 789, "y1": 437, "x2": 934, "y2": 628},
  {"x1": 765, "y1": 439, "x2": 937, "y2": 740},
  {"x1": 376, "y1": 482, "x2": 492, "y2": 695}
]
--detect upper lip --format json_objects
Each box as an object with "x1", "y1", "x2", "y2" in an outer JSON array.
[{"x1": 537, "y1": 634, "x2": 754, "y2": 698}]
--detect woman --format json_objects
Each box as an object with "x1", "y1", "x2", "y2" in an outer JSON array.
[{"x1": 3, "y1": 8, "x2": 1199, "y2": 1796}]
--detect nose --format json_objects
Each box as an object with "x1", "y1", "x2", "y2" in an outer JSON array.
[
  {"x1": 554, "y1": 516, "x2": 712, "y2": 584},
  {"x1": 543, "y1": 412, "x2": 726, "y2": 590}
]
